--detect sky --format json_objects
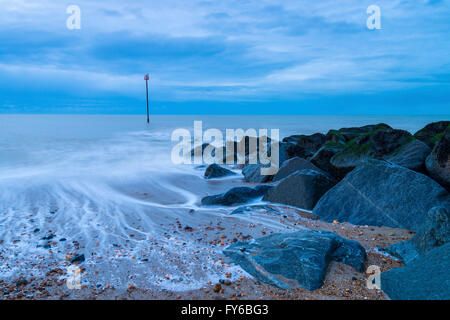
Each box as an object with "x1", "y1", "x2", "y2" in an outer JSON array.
[{"x1": 0, "y1": 0, "x2": 449, "y2": 115}]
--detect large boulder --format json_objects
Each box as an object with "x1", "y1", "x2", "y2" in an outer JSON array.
[
  {"x1": 330, "y1": 129, "x2": 413, "y2": 177},
  {"x1": 384, "y1": 139, "x2": 431, "y2": 172},
  {"x1": 223, "y1": 229, "x2": 367, "y2": 290},
  {"x1": 285, "y1": 133, "x2": 326, "y2": 159},
  {"x1": 426, "y1": 128, "x2": 450, "y2": 190},
  {"x1": 242, "y1": 164, "x2": 273, "y2": 183},
  {"x1": 204, "y1": 164, "x2": 236, "y2": 179},
  {"x1": 201, "y1": 185, "x2": 273, "y2": 206},
  {"x1": 264, "y1": 170, "x2": 336, "y2": 210},
  {"x1": 414, "y1": 121, "x2": 449, "y2": 147},
  {"x1": 385, "y1": 206, "x2": 450, "y2": 264},
  {"x1": 309, "y1": 142, "x2": 346, "y2": 177},
  {"x1": 241, "y1": 142, "x2": 289, "y2": 183},
  {"x1": 313, "y1": 160, "x2": 450, "y2": 231},
  {"x1": 238, "y1": 135, "x2": 271, "y2": 157},
  {"x1": 191, "y1": 143, "x2": 212, "y2": 158},
  {"x1": 336, "y1": 123, "x2": 392, "y2": 141},
  {"x1": 191, "y1": 142, "x2": 239, "y2": 164},
  {"x1": 324, "y1": 130, "x2": 347, "y2": 144},
  {"x1": 381, "y1": 243, "x2": 450, "y2": 300},
  {"x1": 273, "y1": 157, "x2": 324, "y2": 182}
]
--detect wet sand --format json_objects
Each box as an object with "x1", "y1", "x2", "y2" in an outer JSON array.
[{"x1": 0, "y1": 204, "x2": 413, "y2": 300}]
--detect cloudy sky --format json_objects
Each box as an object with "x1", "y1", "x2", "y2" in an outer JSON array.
[{"x1": 0, "y1": 0, "x2": 449, "y2": 114}]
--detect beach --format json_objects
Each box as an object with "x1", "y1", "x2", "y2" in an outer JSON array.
[{"x1": 0, "y1": 115, "x2": 448, "y2": 300}]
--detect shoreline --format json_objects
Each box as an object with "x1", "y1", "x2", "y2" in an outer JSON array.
[{"x1": 0, "y1": 206, "x2": 412, "y2": 300}]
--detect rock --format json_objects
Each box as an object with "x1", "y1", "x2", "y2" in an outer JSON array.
[
  {"x1": 330, "y1": 129, "x2": 413, "y2": 177},
  {"x1": 337, "y1": 123, "x2": 392, "y2": 141},
  {"x1": 313, "y1": 160, "x2": 450, "y2": 231},
  {"x1": 385, "y1": 206, "x2": 450, "y2": 264},
  {"x1": 230, "y1": 205, "x2": 280, "y2": 215},
  {"x1": 381, "y1": 243, "x2": 450, "y2": 300},
  {"x1": 285, "y1": 133, "x2": 326, "y2": 159},
  {"x1": 16, "y1": 277, "x2": 28, "y2": 287},
  {"x1": 264, "y1": 170, "x2": 336, "y2": 210},
  {"x1": 191, "y1": 142, "x2": 239, "y2": 164},
  {"x1": 219, "y1": 279, "x2": 231, "y2": 286},
  {"x1": 201, "y1": 185, "x2": 273, "y2": 206},
  {"x1": 204, "y1": 164, "x2": 236, "y2": 179},
  {"x1": 241, "y1": 142, "x2": 289, "y2": 183},
  {"x1": 213, "y1": 283, "x2": 222, "y2": 293},
  {"x1": 238, "y1": 135, "x2": 271, "y2": 157},
  {"x1": 242, "y1": 164, "x2": 273, "y2": 183},
  {"x1": 41, "y1": 233, "x2": 55, "y2": 240},
  {"x1": 70, "y1": 254, "x2": 85, "y2": 264},
  {"x1": 221, "y1": 140, "x2": 239, "y2": 164},
  {"x1": 272, "y1": 157, "x2": 324, "y2": 182},
  {"x1": 324, "y1": 130, "x2": 347, "y2": 144},
  {"x1": 384, "y1": 139, "x2": 431, "y2": 172},
  {"x1": 426, "y1": 128, "x2": 450, "y2": 190},
  {"x1": 223, "y1": 229, "x2": 367, "y2": 290},
  {"x1": 37, "y1": 242, "x2": 52, "y2": 249},
  {"x1": 414, "y1": 121, "x2": 450, "y2": 147},
  {"x1": 282, "y1": 135, "x2": 304, "y2": 145},
  {"x1": 191, "y1": 143, "x2": 211, "y2": 158},
  {"x1": 309, "y1": 142, "x2": 345, "y2": 177}
]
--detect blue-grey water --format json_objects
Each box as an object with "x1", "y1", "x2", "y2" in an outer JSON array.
[{"x1": 0, "y1": 114, "x2": 448, "y2": 290}]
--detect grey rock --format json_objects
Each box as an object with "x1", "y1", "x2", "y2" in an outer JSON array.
[
  {"x1": 273, "y1": 157, "x2": 324, "y2": 182},
  {"x1": 264, "y1": 169, "x2": 336, "y2": 210},
  {"x1": 191, "y1": 143, "x2": 211, "y2": 158},
  {"x1": 204, "y1": 164, "x2": 236, "y2": 179},
  {"x1": 313, "y1": 160, "x2": 450, "y2": 231},
  {"x1": 70, "y1": 254, "x2": 85, "y2": 264},
  {"x1": 241, "y1": 142, "x2": 289, "y2": 183},
  {"x1": 309, "y1": 142, "x2": 346, "y2": 177},
  {"x1": 426, "y1": 128, "x2": 450, "y2": 190},
  {"x1": 381, "y1": 243, "x2": 450, "y2": 300},
  {"x1": 285, "y1": 133, "x2": 326, "y2": 159},
  {"x1": 414, "y1": 121, "x2": 450, "y2": 147},
  {"x1": 324, "y1": 130, "x2": 347, "y2": 144},
  {"x1": 385, "y1": 206, "x2": 450, "y2": 264},
  {"x1": 201, "y1": 185, "x2": 273, "y2": 206},
  {"x1": 242, "y1": 164, "x2": 273, "y2": 183},
  {"x1": 223, "y1": 229, "x2": 367, "y2": 290},
  {"x1": 337, "y1": 123, "x2": 392, "y2": 141},
  {"x1": 385, "y1": 139, "x2": 431, "y2": 172},
  {"x1": 330, "y1": 129, "x2": 413, "y2": 177}
]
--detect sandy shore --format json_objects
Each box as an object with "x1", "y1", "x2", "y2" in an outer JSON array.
[{"x1": 0, "y1": 205, "x2": 413, "y2": 300}]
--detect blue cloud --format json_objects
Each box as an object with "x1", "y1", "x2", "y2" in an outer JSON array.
[{"x1": 0, "y1": 0, "x2": 449, "y2": 114}]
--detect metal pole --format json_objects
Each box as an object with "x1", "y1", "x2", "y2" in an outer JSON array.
[{"x1": 146, "y1": 79, "x2": 149, "y2": 123}]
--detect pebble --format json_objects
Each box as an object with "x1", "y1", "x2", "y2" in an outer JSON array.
[
  {"x1": 213, "y1": 283, "x2": 222, "y2": 293},
  {"x1": 70, "y1": 254, "x2": 85, "y2": 264}
]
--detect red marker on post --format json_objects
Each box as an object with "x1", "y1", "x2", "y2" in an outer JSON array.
[{"x1": 144, "y1": 74, "x2": 150, "y2": 123}]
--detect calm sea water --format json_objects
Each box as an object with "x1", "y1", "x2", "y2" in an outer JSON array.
[
  {"x1": 0, "y1": 114, "x2": 448, "y2": 289},
  {"x1": 1, "y1": 114, "x2": 448, "y2": 169}
]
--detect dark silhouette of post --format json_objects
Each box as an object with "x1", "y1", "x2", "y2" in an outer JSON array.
[{"x1": 144, "y1": 74, "x2": 150, "y2": 123}]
